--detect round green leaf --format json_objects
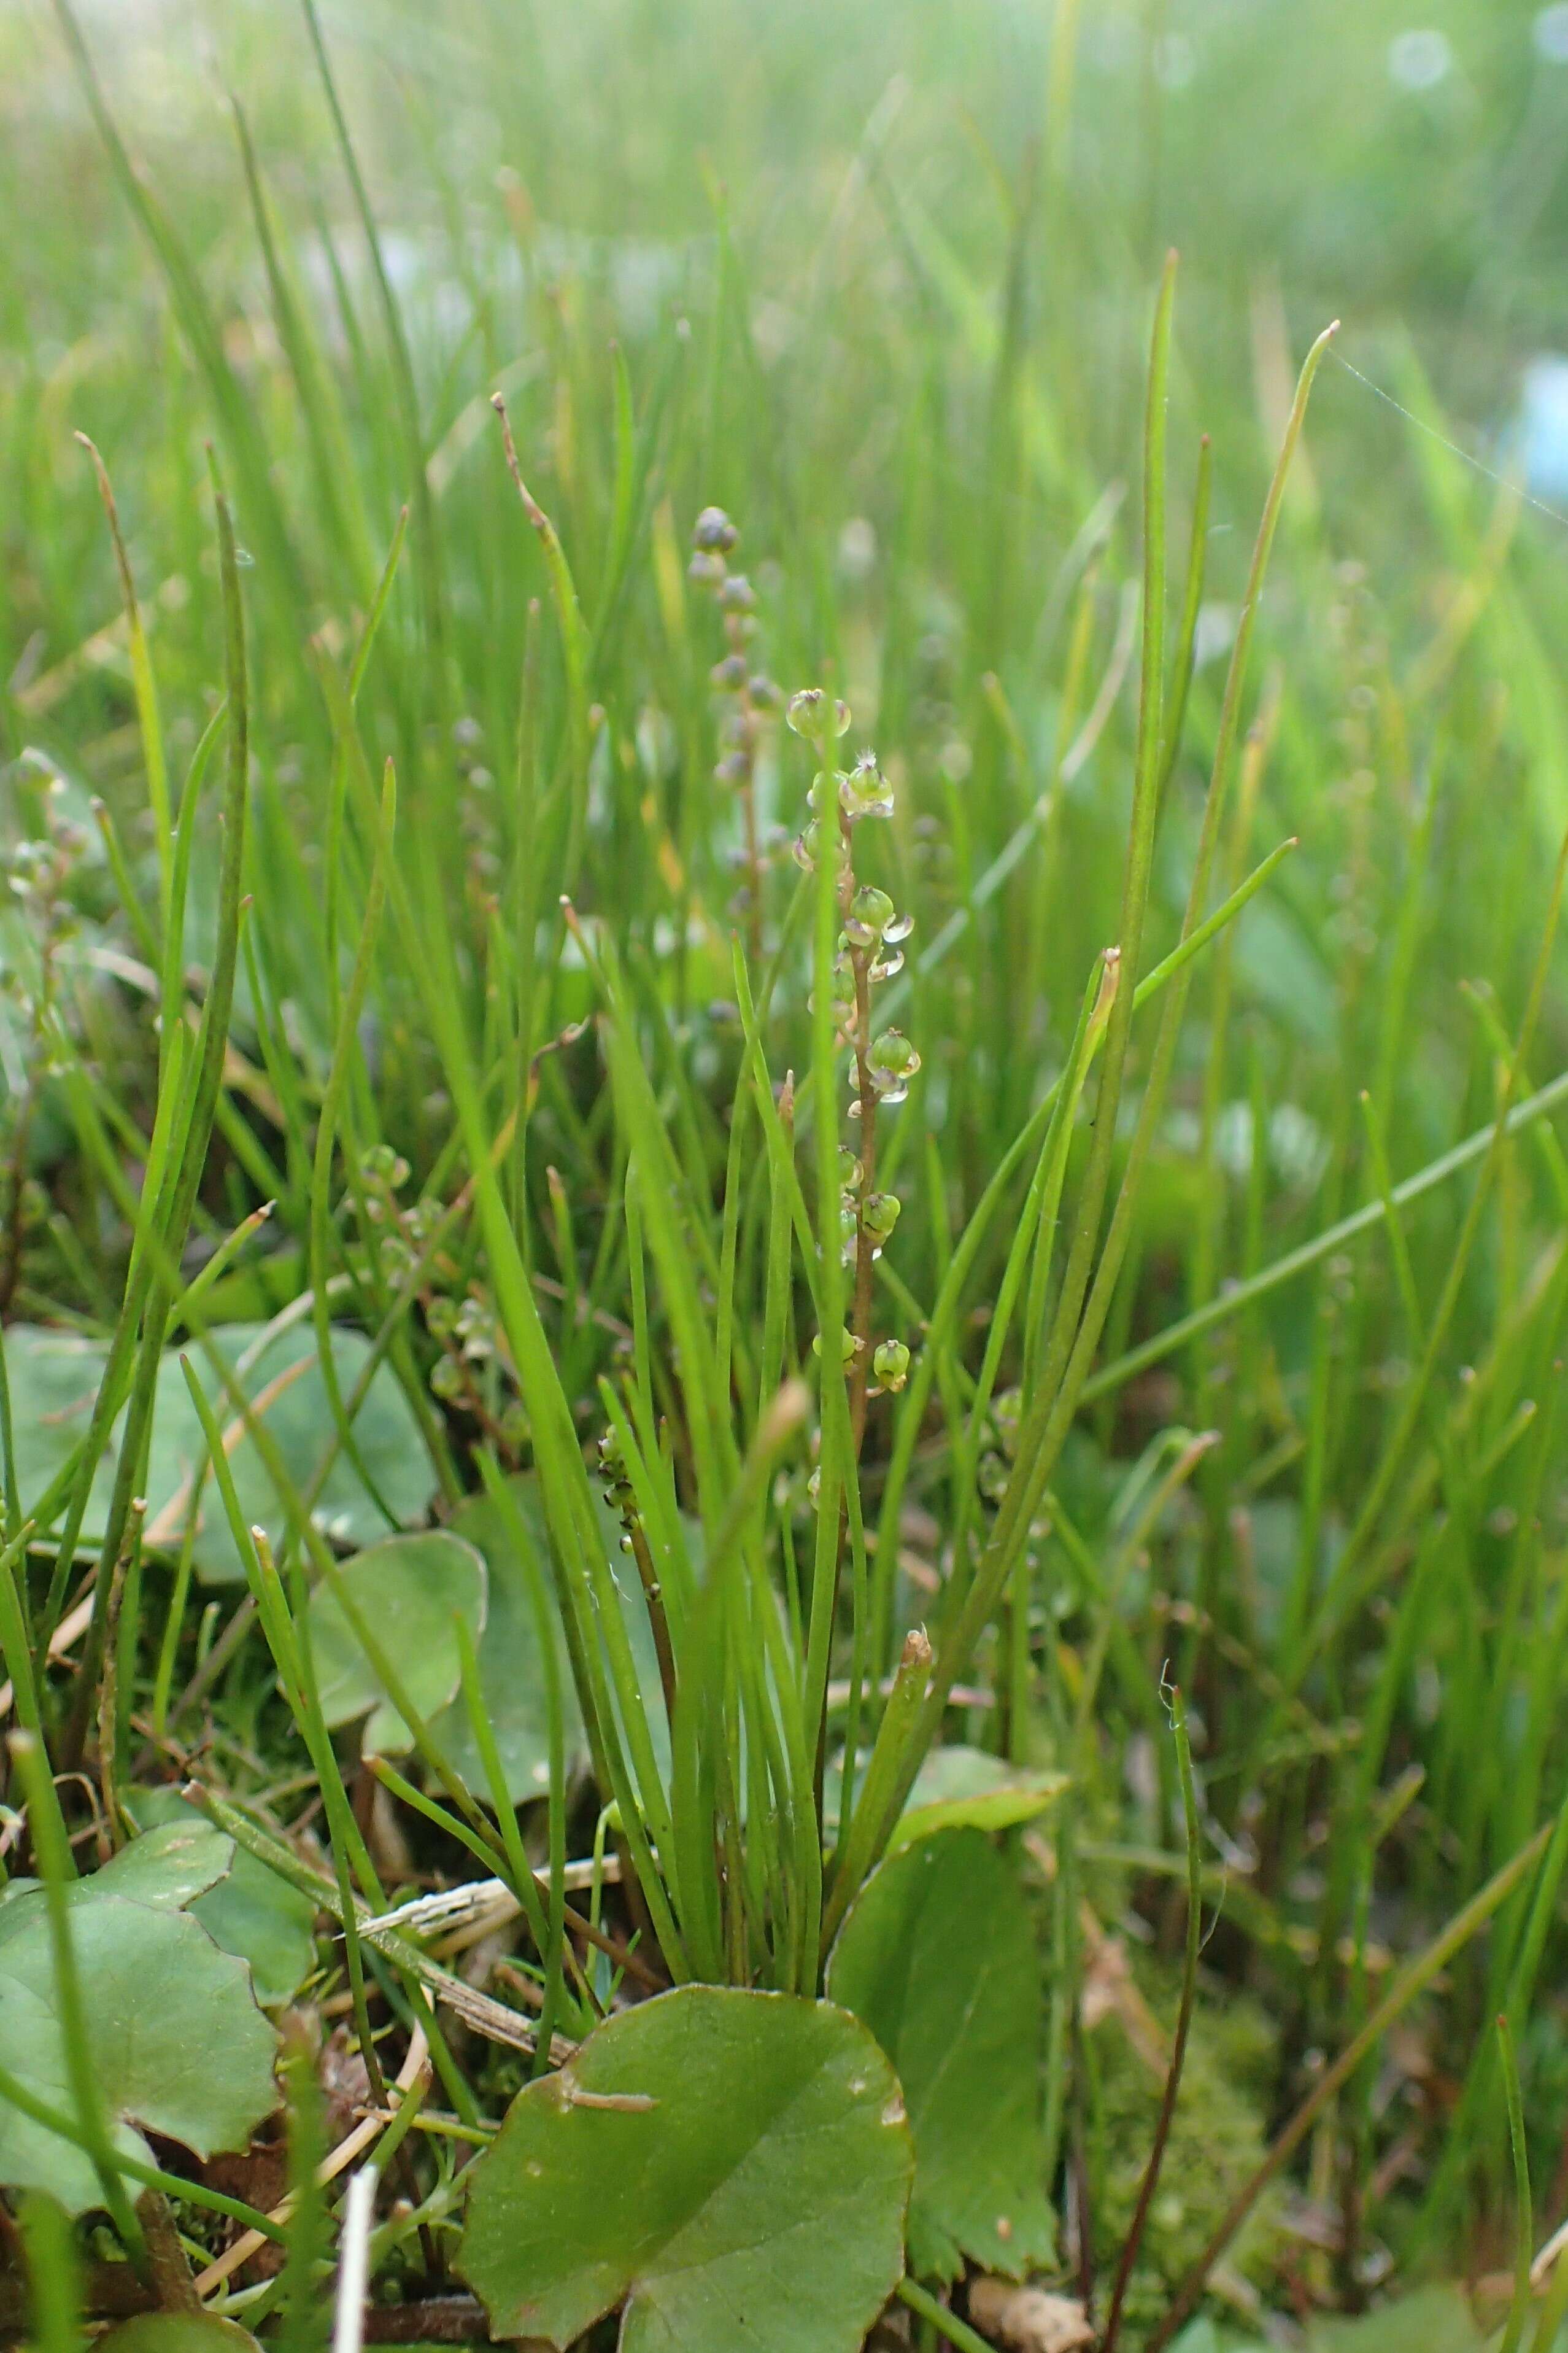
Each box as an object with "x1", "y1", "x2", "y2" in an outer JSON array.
[
  {"x1": 0, "y1": 1818, "x2": 236, "y2": 1942},
  {"x1": 1307, "y1": 2287, "x2": 1483, "y2": 2353},
  {"x1": 428, "y1": 1475, "x2": 670, "y2": 1803},
  {"x1": 0, "y1": 1896, "x2": 279, "y2": 2215},
  {"x1": 427, "y1": 1483, "x2": 587, "y2": 1802},
  {"x1": 125, "y1": 1788, "x2": 317, "y2": 2008},
  {"x1": 306, "y1": 1529, "x2": 487, "y2": 1752},
  {"x1": 458, "y1": 1985, "x2": 912, "y2": 2353},
  {"x1": 827, "y1": 1828, "x2": 1056, "y2": 2284},
  {"x1": 891, "y1": 1746, "x2": 1066, "y2": 1851},
  {"x1": 3, "y1": 1321, "x2": 438, "y2": 1586},
  {"x1": 176, "y1": 1322, "x2": 435, "y2": 1583},
  {"x1": 80, "y1": 1817, "x2": 235, "y2": 1912},
  {"x1": 98, "y1": 2320, "x2": 263, "y2": 2353},
  {"x1": 825, "y1": 1746, "x2": 1065, "y2": 1851}
]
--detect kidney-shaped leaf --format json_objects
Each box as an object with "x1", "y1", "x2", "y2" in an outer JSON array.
[
  {"x1": 827, "y1": 1828, "x2": 1056, "y2": 2284},
  {"x1": 1307, "y1": 2287, "x2": 1483, "y2": 2353},
  {"x1": 82, "y1": 1817, "x2": 235, "y2": 1912},
  {"x1": 0, "y1": 1896, "x2": 279, "y2": 2214},
  {"x1": 125, "y1": 1789, "x2": 317, "y2": 2007},
  {"x1": 5, "y1": 1320, "x2": 437, "y2": 1585},
  {"x1": 98, "y1": 2320, "x2": 263, "y2": 2353},
  {"x1": 306, "y1": 1530, "x2": 487, "y2": 1753},
  {"x1": 428, "y1": 1475, "x2": 671, "y2": 1803},
  {"x1": 426, "y1": 1483, "x2": 587, "y2": 1802},
  {"x1": 892, "y1": 1747, "x2": 1065, "y2": 1852},
  {"x1": 0, "y1": 1819, "x2": 237, "y2": 1948},
  {"x1": 458, "y1": 1984, "x2": 912, "y2": 2353}
]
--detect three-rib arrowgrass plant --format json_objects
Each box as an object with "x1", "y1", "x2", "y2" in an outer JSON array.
[{"x1": 7, "y1": 0, "x2": 1568, "y2": 2341}]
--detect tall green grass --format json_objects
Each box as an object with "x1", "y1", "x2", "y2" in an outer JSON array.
[{"x1": 5, "y1": 0, "x2": 1568, "y2": 2326}]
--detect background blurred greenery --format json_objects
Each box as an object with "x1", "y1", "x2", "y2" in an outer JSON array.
[
  {"x1": 13, "y1": 0, "x2": 1568, "y2": 603},
  {"x1": 12, "y1": 2, "x2": 1568, "y2": 429}
]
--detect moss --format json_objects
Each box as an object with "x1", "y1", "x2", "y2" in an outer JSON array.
[{"x1": 1086, "y1": 1979, "x2": 1284, "y2": 2344}]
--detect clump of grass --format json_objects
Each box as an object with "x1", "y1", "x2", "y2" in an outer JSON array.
[{"x1": 2, "y1": 0, "x2": 1568, "y2": 2341}]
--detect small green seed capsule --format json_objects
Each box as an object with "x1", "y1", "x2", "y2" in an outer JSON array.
[
  {"x1": 839, "y1": 748, "x2": 894, "y2": 821},
  {"x1": 978, "y1": 1450, "x2": 1009, "y2": 1500},
  {"x1": 862, "y1": 1191, "x2": 902, "y2": 1239},
  {"x1": 873, "y1": 1338, "x2": 911, "y2": 1391},
  {"x1": 363, "y1": 1142, "x2": 411, "y2": 1188},
  {"x1": 867, "y1": 1028, "x2": 922, "y2": 1103},
  {"x1": 792, "y1": 819, "x2": 849, "y2": 877},
  {"x1": 377, "y1": 1236, "x2": 414, "y2": 1281},
  {"x1": 844, "y1": 883, "x2": 896, "y2": 948},
  {"x1": 786, "y1": 687, "x2": 852, "y2": 745}
]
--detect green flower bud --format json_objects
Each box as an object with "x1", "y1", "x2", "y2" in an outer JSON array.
[
  {"x1": 692, "y1": 505, "x2": 738, "y2": 552},
  {"x1": 363, "y1": 1142, "x2": 411, "y2": 1189},
  {"x1": 598, "y1": 1427, "x2": 627, "y2": 1475},
  {"x1": 840, "y1": 748, "x2": 894, "y2": 821},
  {"x1": 786, "y1": 688, "x2": 851, "y2": 745},
  {"x1": 867, "y1": 1028, "x2": 922, "y2": 1103},
  {"x1": 978, "y1": 1451, "x2": 1009, "y2": 1501},
  {"x1": 792, "y1": 818, "x2": 850, "y2": 877},
  {"x1": 844, "y1": 883, "x2": 896, "y2": 949}
]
